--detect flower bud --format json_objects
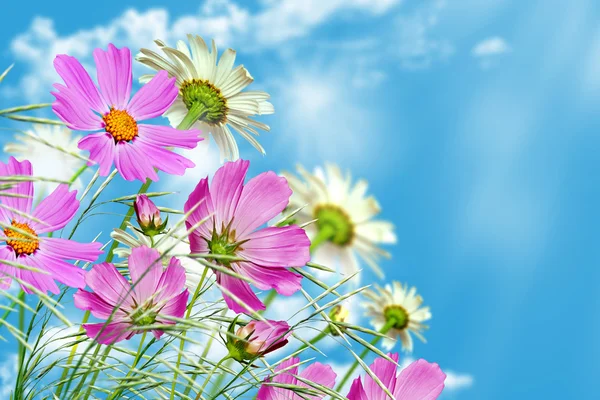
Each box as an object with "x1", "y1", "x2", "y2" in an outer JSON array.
[
  {"x1": 134, "y1": 195, "x2": 167, "y2": 237},
  {"x1": 227, "y1": 319, "x2": 290, "y2": 362}
]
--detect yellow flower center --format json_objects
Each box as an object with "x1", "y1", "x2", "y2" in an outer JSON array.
[
  {"x1": 4, "y1": 221, "x2": 39, "y2": 256},
  {"x1": 103, "y1": 108, "x2": 138, "y2": 142},
  {"x1": 180, "y1": 79, "x2": 228, "y2": 125}
]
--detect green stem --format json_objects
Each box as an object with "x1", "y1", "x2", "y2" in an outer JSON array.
[
  {"x1": 206, "y1": 359, "x2": 234, "y2": 397},
  {"x1": 335, "y1": 319, "x2": 396, "y2": 392},
  {"x1": 309, "y1": 225, "x2": 336, "y2": 253},
  {"x1": 69, "y1": 165, "x2": 88, "y2": 184},
  {"x1": 196, "y1": 356, "x2": 231, "y2": 400},
  {"x1": 107, "y1": 332, "x2": 147, "y2": 400},
  {"x1": 295, "y1": 330, "x2": 328, "y2": 355},
  {"x1": 170, "y1": 267, "x2": 209, "y2": 399},
  {"x1": 14, "y1": 290, "x2": 25, "y2": 398},
  {"x1": 177, "y1": 103, "x2": 208, "y2": 130},
  {"x1": 59, "y1": 178, "x2": 152, "y2": 399}
]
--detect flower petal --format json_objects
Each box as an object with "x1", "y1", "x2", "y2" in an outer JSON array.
[
  {"x1": 156, "y1": 289, "x2": 189, "y2": 322},
  {"x1": 114, "y1": 141, "x2": 158, "y2": 182},
  {"x1": 299, "y1": 362, "x2": 337, "y2": 398},
  {"x1": 84, "y1": 262, "x2": 133, "y2": 310},
  {"x1": 17, "y1": 255, "x2": 60, "y2": 294},
  {"x1": 78, "y1": 132, "x2": 116, "y2": 176},
  {"x1": 216, "y1": 271, "x2": 264, "y2": 313},
  {"x1": 74, "y1": 289, "x2": 124, "y2": 320},
  {"x1": 0, "y1": 246, "x2": 16, "y2": 289},
  {"x1": 126, "y1": 70, "x2": 178, "y2": 120},
  {"x1": 155, "y1": 257, "x2": 187, "y2": 302},
  {"x1": 211, "y1": 159, "x2": 249, "y2": 229},
  {"x1": 240, "y1": 226, "x2": 310, "y2": 268},
  {"x1": 394, "y1": 359, "x2": 446, "y2": 400},
  {"x1": 83, "y1": 321, "x2": 134, "y2": 345},
  {"x1": 137, "y1": 124, "x2": 202, "y2": 149},
  {"x1": 233, "y1": 171, "x2": 292, "y2": 238},
  {"x1": 134, "y1": 140, "x2": 195, "y2": 176},
  {"x1": 40, "y1": 238, "x2": 103, "y2": 262},
  {"x1": 234, "y1": 262, "x2": 302, "y2": 296},
  {"x1": 93, "y1": 44, "x2": 132, "y2": 110},
  {"x1": 0, "y1": 157, "x2": 33, "y2": 216},
  {"x1": 363, "y1": 353, "x2": 399, "y2": 399},
  {"x1": 347, "y1": 378, "x2": 368, "y2": 400},
  {"x1": 52, "y1": 84, "x2": 104, "y2": 131},
  {"x1": 53, "y1": 54, "x2": 106, "y2": 113},
  {"x1": 32, "y1": 253, "x2": 86, "y2": 289},
  {"x1": 128, "y1": 246, "x2": 163, "y2": 304},
  {"x1": 30, "y1": 184, "x2": 78, "y2": 233},
  {"x1": 184, "y1": 177, "x2": 214, "y2": 244}
]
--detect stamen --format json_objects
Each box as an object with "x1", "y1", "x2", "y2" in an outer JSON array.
[
  {"x1": 4, "y1": 221, "x2": 39, "y2": 256},
  {"x1": 103, "y1": 108, "x2": 138, "y2": 142}
]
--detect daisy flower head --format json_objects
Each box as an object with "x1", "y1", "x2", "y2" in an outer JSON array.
[
  {"x1": 137, "y1": 35, "x2": 274, "y2": 161},
  {"x1": 51, "y1": 43, "x2": 203, "y2": 182},
  {"x1": 256, "y1": 357, "x2": 336, "y2": 400},
  {"x1": 362, "y1": 282, "x2": 431, "y2": 352},
  {"x1": 347, "y1": 353, "x2": 445, "y2": 400},
  {"x1": 74, "y1": 245, "x2": 189, "y2": 344},
  {"x1": 0, "y1": 157, "x2": 103, "y2": 293},
  {"x1": 3, "y1": 124, "x2": 86, "y2": 194},
  {"x1": 282, "y1": 163, "x2": 396, "y2": 279},
  {"x1": 184, "y1": 159, "x2": 310, "y2": 314},
  {"x1": 111, "y1": 223, "x2": 208, "y2": 291}
]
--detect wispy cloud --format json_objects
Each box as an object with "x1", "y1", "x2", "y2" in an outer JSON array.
[{"x1": 471, "y1": 36, "x2": 511, "y2": 69}]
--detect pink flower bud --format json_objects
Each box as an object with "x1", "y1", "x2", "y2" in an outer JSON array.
[
  {"x1": 134, "y1": 195, "x2": 165, "y2": 235},
  {"x1": 228, "y1": 320, "x2": 290, "y2": 361}
]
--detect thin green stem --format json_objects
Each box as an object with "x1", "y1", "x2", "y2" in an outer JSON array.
[
  {"x1": 335, "y1": 319, "x2": 396, "y2": 391},
  {"x1": 177, "y1": 103, "x2": 208, "y2": 130},
  {"x1": 206, "y1": 358, "x2": 233, "y2": 397},
  {"x1": 68, "y1": 165, "x2": 88, "y2": 184},
  {"x1": 309, "y1": 224, "x2": 336, "y2": 253},
  {"x1": 295, "y1": 330, "x2": 328, "y2": 355},
  {"x1": 107, "y1": 331, "x2": 147, "y2": 400},
  {"x1": 14, "y1": 290, "x2": 25, "y2": 399},
  {"x1": 170, "y1": 267, "x2": 209, "y2": 399},
  {"x1": 196, "y1": 356, "x2": 231, "y2": 400}
]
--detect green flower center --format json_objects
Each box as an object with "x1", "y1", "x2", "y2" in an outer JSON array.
[
  {"x1": 130, "y1": 308, "x2": 158, "y2": 326},
  {"x1": 314, "y1": 205, "x2": 354, "y2": 246},
  {"x1": 384, "y1": 305, "x2": 409, "y2": 330},
  {"x1": 205, "y1": 221, "x2": 247, "y2": 267},
  {"x1": 180, "y1": 79, "x2": 228, "y2": 125}
]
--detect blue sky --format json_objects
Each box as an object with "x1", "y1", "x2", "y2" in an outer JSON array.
[{"x1": 1, "y1": 0, "x2": 600, "y2": 398}]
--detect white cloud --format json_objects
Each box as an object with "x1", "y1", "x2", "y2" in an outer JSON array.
[
  {"x1": 444, "y1": 370, "x2": 474, "y2": 391},
  {"x1": 472, "y1": 36, "x2": 511, "y2": 57},
  {"x1": 0, "y1": 354, "x2": 17, "y2": 398}
]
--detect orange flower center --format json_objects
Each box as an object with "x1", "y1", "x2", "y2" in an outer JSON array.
[
  {"x1": 4, "y1": 221, "x2": 39, "y2": 256},
  {"x1": 103, "y1": 108, "x2": 138, "y2": 142}
]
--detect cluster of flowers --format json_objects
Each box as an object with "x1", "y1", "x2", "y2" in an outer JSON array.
[{"x1": 0, "y1": 36, "x2": 445, "y2": 399}]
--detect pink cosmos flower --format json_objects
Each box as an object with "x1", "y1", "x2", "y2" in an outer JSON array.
[
  {"x1": 52, "y1": 44, "x2": 203, "y2": 182},
  {"x1": 0, "y1": 157, "x2": 102, "y2": 293},
  {"x1": 347, "y1": 353, "x2": 446, "y2": 400},
  {"x1": 257, "y1": 357, "x2": 336, "y2": 400},
  {"x1": 228, "y1": 320, "x2": 290, "y2": 361},
  {"x1": 73, "y1": 245, "x2": 189, "y2": 344},
  {"x1": 184, "y1": 159, "x2": 310, "y2": 313}
]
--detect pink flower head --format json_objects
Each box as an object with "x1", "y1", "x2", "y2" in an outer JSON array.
[
  {"x1": 184, "y1": 159, "x2": 310, "y2": 313},
  {"x1": 0, "y1": 157, "x2": 102, "y2": 294},
  {"x1": 74, "y1": 245, "x2": 189, "y2": 344},
  {"x1": 227, "y1": 319, "x2": 290, "y2": 361},
  {"x1": 347, "y1": 353, "x2": 446, "y2": 400},
  {"x1": 52, "y1": 44, "x2": 203, "y2": 182},
  {"x1": 257, "y1": 357, "x2": 336, "y2": 400}
]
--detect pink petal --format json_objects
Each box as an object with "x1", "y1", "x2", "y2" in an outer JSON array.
[
  {"x1": 126, "y1": 70, "x2": 178, "y2": 120},
  {"x1": 33, "y1": 253, "x2": 86, "y2": 289},
  {"x1": 299, "y1": 362, "x2": 337, "y2": 399},
  {"x1": 39, "y1": 238, "x2": 103, "y2": 262},
  {"x1": 134, "y1": 140, "x2": 195, "y2": 176},
  {"x1": 30, "y1": 184, "x2": 78, "y2": 233},
  {"x1": 211, "y1": 160, "x2": 249, "y2": 230},
  {"x1": 84, "y1": 262, "x2": 133, "y2": 310},
  {"x1": 16, "y1": 255, "x2": 60, "y2": 294},
  {"x1": 53, "y1": 54, "x2": 106, "y2": 113},
  {"x1": 184, "y1": 177, "x2": 214, "y2": 243},
  {"x1": 52, "y1": 84, "x2": 104, "y2": 131},
  {"x1": 156, "y1": 290, "x2": 189, "y2": 322},
  {"x1": 347, "y1": 378, "x2": 368, "y2": 400},
  {"x1": 83, "y1": 321, "x2": 134, "y2": 345},
  {"x1": 155, "y1": 257, "x2": 187, "y2": 302},
  {"x1": 364, "y1": 353, "x2": 399, "y2": 399},
  {"x1": 232, "y1": 171, "x2": 292, "y2": 239},
  {"x1": 114, "y1": 141, "x2": 159, "y2": 182},
  {"x1": 74, "y1": 289, "x2": 126, "y2": 320},
  {"x1": 78, "y1": 133, "x2": 116, "y2": 176},
  {"x1": 127, "y1": 246, "x2": 163, "y2": 304},
  {"x1": 240, "y1": 226, "x2": 310, "y2": 268},
  {"x1": 216, "y1": 271, "x2": 265, "y2": 313},
  {"x1": 137, "y1": 124, "x2": 202, "y2": 150},
  {"x1": 256, "y1": 384, "x2": 277, "y2": 400},
  {"x1": 93, "y1": 44, "x2": 132, "y2": 110},
  {"x1": 234, "y1": 262, "x2": 302, "y2": 296},
  {"x1": 272, "y1": 357, "x2": 300, "y2": 385},
  {"x1": 0, "y1": 157, "x2": 33, "y2": 216},
  {"x1": 394, "y1": 359, "x2": 446, "y2": 400}
]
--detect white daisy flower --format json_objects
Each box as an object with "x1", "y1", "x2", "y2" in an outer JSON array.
[
  {"x1": 4, "y1": 124, "x2": 86, "y2": 195},
  {"x1": 282, "y1": 163, "x2": 396, "y2": 278},
  {"x1": 136, "y1": 35, "x2": 274, "y2": 161},
  {"x1": 111, "y1": 223, "x2": 209, "y2": 290},
  {"x1": 362, "y1": 282, "x2": 431, "y2": 352}
]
